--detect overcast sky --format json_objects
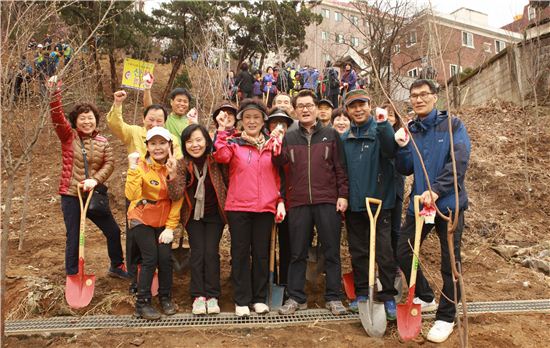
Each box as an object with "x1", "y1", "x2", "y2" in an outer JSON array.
[
  {"x1": 426, "y1": 0, "x2": 528, "y2": 28},
  {"x1": 144, "y1": 0, "x2": 529, "y2": 29}
]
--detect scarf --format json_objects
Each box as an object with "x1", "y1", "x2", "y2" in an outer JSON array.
[
  {"x1": 192, "y1": 160, "x2": 208, "y2": 221},
  {"x1": 241, "y1": 131, "x2": 266, "y2": 151}
]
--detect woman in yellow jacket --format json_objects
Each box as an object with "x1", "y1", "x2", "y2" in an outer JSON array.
[{"x1": 125, "y1": 126, "x2": 183, "y2": 320}]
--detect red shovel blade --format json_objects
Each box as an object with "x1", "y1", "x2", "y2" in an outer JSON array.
[
  {"x1": 137, "y1": 265, "x2": 159, "y2": 297},
  {"x1": 65, "y1": 258, "x2": 96, "y2": 309},
  {"x1": 397, "y1": 285, "x2": 422, "y2": 341},
  {"x1": 342, "y1": 272, "x2": 356, "y2": 300}
]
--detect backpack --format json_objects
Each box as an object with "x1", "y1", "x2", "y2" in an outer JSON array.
[{"x1": 328, "y1": 68, "x2": 340, "y2": 89}]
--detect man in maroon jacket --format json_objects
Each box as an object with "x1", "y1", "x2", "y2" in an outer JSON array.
[{"x1": 275, "y1": 89, "x2": 349, "y2": 315}]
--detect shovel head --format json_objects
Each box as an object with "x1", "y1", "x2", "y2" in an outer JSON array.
[
  {"x1": 397, "y1": 287, "x2": 422, "y2": 341},
  {"x1": 358, "y1": 299, "x2": 387, "y2": 338},
  {"x1": 172, "y1": 245, "x2": 190, "y2": 275},
  {"x1": 342, "y1": 272, "x2": 356, "y2": 300},
  {"x1": 269, "y1": 284, "x2": 285, "y2": 311},
  {"x1": 65, "y1": 258, "x2": 95, "y2": 309}
]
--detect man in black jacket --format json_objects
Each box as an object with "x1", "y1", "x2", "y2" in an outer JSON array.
[
  {"x1": 234, "y1": 62, "x2": 255, "y2": 99},
  {"x1": 275, "y1": 90, "x2": 349, "y2": 315}
]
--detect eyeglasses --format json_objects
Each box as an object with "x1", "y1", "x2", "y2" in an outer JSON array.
[
  {"x1": 295, "y1": 104, "x2": 316, "y2": 110},
  {"x1": 409, "y1": 92, "x2": 434, "y2": 101}
]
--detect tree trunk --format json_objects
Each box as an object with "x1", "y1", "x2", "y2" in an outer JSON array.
[
  {"x1": 1, "y1": 178, "x2": 15, "y2": 343},
  {"x1": 259, "y1": 52, "x2": 266, "y2": 72},
  {"x1": 18, "y1": 159, "x2": 33, "y2": 251},
  {"x1": 108, "y1": 49, "x2": 118, "y2": 94},
  {"x1": 90, "y1": 39, "x2": 104, "y2": 98},
  {"x1": 162, "y1": 56, "x2": 182, "y2": 103}
]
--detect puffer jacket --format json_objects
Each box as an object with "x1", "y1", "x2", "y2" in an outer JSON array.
[
  {"x1": 125, "y1": 156, "x2": 183, "y2": 230},
  {"x1": 396, "y1": 108, "x2": 471, "y2": 216},
  {"x1": 213, "y1": 130, "x2": 283, "y2": 214},
  {"x1": 167, "y1": 155, "x2": 228, "y2": 226},
  {"x1": 49, "y1": 91, "x2": 114, "y2": 197}
]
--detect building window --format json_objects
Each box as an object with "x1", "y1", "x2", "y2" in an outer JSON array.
[
  {"x1": 407, "y1": 67, "x2": 418, "y2": 78},
  {"x1": 322, "y1": 8, "x2": 330, "y2": 19},
  {"x1": 350, "y1": 15, "x2": 358, "y2": 26},
  {"x1": 321, "y1": 31, "x2": 329, "y2": 41},
  {"x1": 483, "y1": 42, "x2": 491, "y2": 53},
  {"x1": 394, "y1": 44, "x2": 400, "y2": 53},
  {"x1": 495, "y1": 40, "x2": 506, "y2": 53},
  {"x1": 528, "y1": 6, "x2": 536, "y2": 20},
  {"x1": 351, "y1": 37, "x2": 359, "y2": 47},
  {"x1": 462, "y1": 31, "x2": 474, "y2": 48},
  {"x1": 450, "y1": 64, "x2": 463, "y2": 77},
  {"x1": 335, "y1": 12, "x2": 342, "y2": 22},
  {"x1": 406, "y1": 30, "x2": 417, "y2": 47},
  {"x1": 336, "y1": 33, "x2": 344, "y2": 44}
]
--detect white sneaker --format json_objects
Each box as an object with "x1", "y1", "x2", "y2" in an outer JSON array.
[
  {"x1": 192, "y1": 297, "x2": 207, "y2": 315},
  {"x1": 206, "y1": 298, "x2": 220, "y2": 314},
  {"x1": 427, "y1": 320, "x2": 454, "y2": 343},
  {"x1": 235, "y1": 304, "x2": 250, "y2": 317},
  {"x1": 413, "y1": 297, "x2": 437, "y2": 312},
  {"x1": 253, "y1": 302, "x2": 270, "y2": 314}
]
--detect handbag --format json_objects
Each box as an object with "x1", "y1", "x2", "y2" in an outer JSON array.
[{"x1": 80, "y1": 138, "x2": 111, "y2": 217}]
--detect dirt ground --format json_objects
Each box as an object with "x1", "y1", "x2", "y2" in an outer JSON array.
[{"x1": 2, "y1": 71, "x2": 550, "y2": 347}]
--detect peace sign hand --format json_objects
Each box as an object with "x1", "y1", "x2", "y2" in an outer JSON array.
[{"x1": 166, "y1": 145, "x2": 177, "y2": 179}]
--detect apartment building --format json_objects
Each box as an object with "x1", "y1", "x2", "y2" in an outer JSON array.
[{"x1": 502, "y1": 2, "x2": 550, "y2": 33}]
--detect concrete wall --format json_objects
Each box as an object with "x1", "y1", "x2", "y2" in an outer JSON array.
[{"x1": 448, "y1": 27, "x2": 550, "y2": 106}]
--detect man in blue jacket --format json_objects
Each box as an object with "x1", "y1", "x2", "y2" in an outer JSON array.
[
  {"x1": 341, "y1": 89, "x2": 398, "y2": 320},
  {"x1": 395, "y1": 79, "x2": 471, "y2": 343}
]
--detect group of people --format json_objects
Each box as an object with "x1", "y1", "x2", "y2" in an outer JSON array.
[
  {"x1": 49, "y1": 57, "x2": 470, "y2": 343},
  {"x1": 228, "y1": 61, "x2": 361, "y2": 109}
]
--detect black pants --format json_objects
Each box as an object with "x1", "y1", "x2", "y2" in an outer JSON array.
[
  {"x1": 132, "y1": 224, "x2": 173, "y2": 300},
  {"x1": 61, "y1": 195, "x2": 124, "y2": 275},
  {"x1": 346, "y1": 209, "x2": 397, "y2": 302},
  {"x1": 390, "y1": 195, "x2": 404, "y2": 259},
  {"x1": 328, "y1": 93, "x2": 339, "y2": 109},
  {"x1": 396, "y1": 211, "x2": 464, "y2": 322},
  {"x1": 276, "y1": 216, "x2": 291, "y2": 286},
  {"x1": 125, "y1": 199, "x2": 140, "y2": 281},
  {"x1": 186, "y1": 212, "x2": 224, "y2": 299},
  {"x1": 287, "y1": 204, "x2": 342, "y2": 303},
  {"x1": 227, "y1": 211, "x2": 273, "y2": 306}
]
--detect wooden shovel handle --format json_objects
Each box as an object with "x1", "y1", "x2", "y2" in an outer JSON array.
[
  {"x1": 269, "y1": 224, "x2": 277, "y2": 273},
  {"x1": 77, "y1": 184, "x2": 93, "y2": 259},
  {"x1": 410, "y1": 196, "x2": 424, "y2": 288},
  {"x1": 365, "y1": 197, "x2": 382, "y2": 287}
]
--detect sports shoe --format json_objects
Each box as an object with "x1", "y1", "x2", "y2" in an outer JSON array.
[
  {"x1": 206, "y1": 298, "x2": 220, "y2": 314},
  {"x1": 413, "y1": 297, "x2": 437, "y2": 312},
  {"x1": 348, "y1": 295, "x2": 368, "y2": 313},
  {"x1": 325, "y1": 300, "x2": 347, "y2": 315},
  {"x1": 253, "y1": 303, "x2": 270, "y2": 314},
  {"x1": 235, "y1": 304, "x2": 250, "y2": 317},
  {"x1": 278, "y1": 298, "x2": 307, "y2": 315},
  {"x1": 384, "y1": 300, "x2": 397, "y2": 321},
  {"x1": 427, "y1": 320, "x2": 455, "y2": 343},
  {"x1": 108, "y1": 264, "x2": 132, "y2": 280},
  {"x1": 192, "y1": 297, "x2": 207, "y2": 315}
]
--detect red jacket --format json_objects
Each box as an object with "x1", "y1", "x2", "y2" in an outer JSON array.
[
  {"x1": 214, "y1": 130, "x2": 282, "y2": 214},
  {"x1": 50, "y1": 91, "x2": 114, "y2": 196}
]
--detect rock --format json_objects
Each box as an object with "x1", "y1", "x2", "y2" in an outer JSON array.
[
  {"x1": 532, "y1": 259, "x2": 550, "y2": 275},
  {"x1": 523, "y1": 281, "x2": 530, "y2": 288},
  {"x1": 494, "y1": 171, "x2": 506, "y2": 177},
  {"x1": 497, "y1": 136, "x2": 509, "y2": 142},
  {"x1": 537, "y1": 249, "x2": 550, "y2": 259},
  {"x1": 491, "y1": 245, "x2": 519, "y2": 259},
  {"x1": 516, "y1": 247, "x2": 532, "y2": 257},
  {"x1": 130, "y1": 337, "x2": 145, "y2": 346}
]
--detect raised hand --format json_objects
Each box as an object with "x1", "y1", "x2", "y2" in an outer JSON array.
[
  {"x1": 113, "y1": 90, "x2": 127, "y2": 106},
  {"x1": 375, "y1": 107, "x2": 388, "y2": 123},
  {"x1": 394, "y1": 127, "x2": 410, "y2": 147},
  {"x1": 216, "y1": 110, "x2": 228, "y2": 131},
  {"x1": 143, "y1": 73, "x2": 154, "y2": 90},
  {"x1": 47, "y1": 75, "x2": 62, "y2": 93},
  {"x1": 187, "y1": 108, "x2": 198, "y2": 124},
  {"x1": 128, "y1": 152, "x2": 140, "y2": 170}
]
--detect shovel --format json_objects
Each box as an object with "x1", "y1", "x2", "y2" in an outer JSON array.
[
  {"x1": 397, "y1": 195, "x2": 424, "y2": 341},
  {"x1": 268, "y1": 224, "x2": 285, "y2": 310},
  {"x1": 172, "y1": 236, "x2": 190, "y2": 275},
  {"x1": 305, "y1": 242, "x2": 324, "y2": 284},
  {"x1": 342, "y1": 271, "x2": 356, "y2": 300},
  {"x1": 65, "y1": 185, "x2": 96, "y2": 309},
  {"x1": 358, "y1": 197, "x2": 387, "y2": 338}
]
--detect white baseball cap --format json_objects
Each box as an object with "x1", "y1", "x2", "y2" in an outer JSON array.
[
  {"x1": 37, "y1": 44, "x2": 43, "y2": 48},
  {"x1": 145, "y1": 126, "x2": 172, "y2": 142}
]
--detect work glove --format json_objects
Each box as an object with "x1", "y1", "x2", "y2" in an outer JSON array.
[
  {"x1": 128, "y1": 152, "x2": 140, "y2": 170},
  {"x1": 143, "y1": 73, "x2": 154, "y2": 90},
  {"x1": 375, "y1": 107, "x2": 388, "y2": 123},
  {"x1": 187, "y1": 108, "x2": 198, "y2": 124},
  {"x1": 81, "y1": 178, "x2": 97, "y2": 192},
  {"x1": 275, "y1": 202, "x2": 286, "y2": 223},
  {"x1": 47, "y1": 75, "x2": 62, "y2": 92},
  {"x1": 158, "y1": 228, "x2": 174, "y2": 244},
  {"x1": 420, "y1": 204, "x2": 436, "y2": 224},
  {"x1": 394, "y1": 127, "x2": 410, "y2": 147},
  {"x1": 270, "y1": 124, "x2": 284, "y2": 156}
]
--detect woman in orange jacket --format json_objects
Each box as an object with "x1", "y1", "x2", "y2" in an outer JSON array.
[{"x1": 125, "y1": 126, "x2": 183, "y2": 320}]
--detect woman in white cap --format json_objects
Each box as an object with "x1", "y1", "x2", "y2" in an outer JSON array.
[
  {"x1": 126, "y1": 126, "x2": 183, "y2": 320},
  {"x1": 213, "y1": 99, "x2": 286, "y2": 317}
]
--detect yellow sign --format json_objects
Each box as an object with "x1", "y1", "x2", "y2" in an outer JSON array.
[{"x1": 121, "y1": 58, "x2": 155, "y2": 90}]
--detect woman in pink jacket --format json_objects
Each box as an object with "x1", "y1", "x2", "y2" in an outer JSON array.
[{"x1": 214, "y1": 98, "x2": 286, "y2": 317}]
